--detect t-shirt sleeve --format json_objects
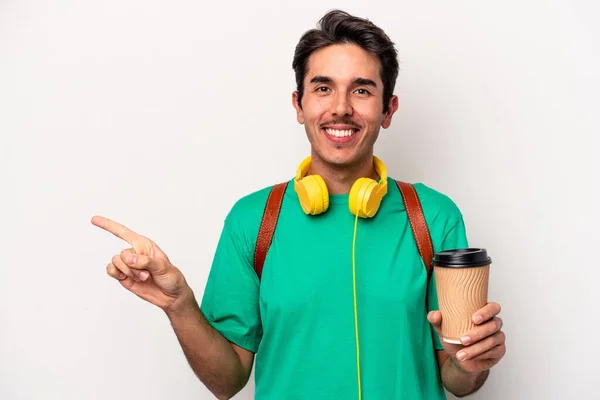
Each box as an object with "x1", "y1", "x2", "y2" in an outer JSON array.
[
  {"x1": 427, "y1": 216, "x2": 469, "y2": 350},
  {"x1": 200, "y1": 212, "x2": 262, "y2": 353}
]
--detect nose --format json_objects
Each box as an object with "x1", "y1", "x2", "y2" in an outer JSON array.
[{"x1": 330, "y1": 91, "x2": 353, "y2": 116}]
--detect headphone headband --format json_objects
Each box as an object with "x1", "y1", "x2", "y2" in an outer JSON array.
[
  {"x1": 295, "y1": 156, "x2": 312, "y2": 182},
  {"x1": 372, "y1": 156, "x2": 388, "y2": 189}
]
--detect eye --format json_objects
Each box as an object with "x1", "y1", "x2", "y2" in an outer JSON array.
[
  {"x1": 316, "y1": 86, "x2": 330, "y2": 93},
  {"x1": 354, "y1": 88, "x2": 371, "y2": 96}
]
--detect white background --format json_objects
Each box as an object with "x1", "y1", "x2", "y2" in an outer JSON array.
[{"x1": 1, "y1": 1, "x2": 599, "y2": 399}]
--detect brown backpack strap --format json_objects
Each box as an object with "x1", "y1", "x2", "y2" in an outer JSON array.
[
  {"x1": 254, "y1": 180, "x2": 432, "y2": 282},
  {"x1": 254, "y1": 182, "x2": 288, "y2": 280},
  {"x1": 395, "y1": 181, "x2": 434, "y2": 277},
  {"x1": 396, "y1": 181, "x2": 441, "y2": 357}
]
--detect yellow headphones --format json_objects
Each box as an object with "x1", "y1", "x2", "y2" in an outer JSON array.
[
  {"x1": 293, "y1": 155, "x2": 388, "y2": 400},
  {"x1": 293, "y1": 155, "x2": 389, "y2": 218}
]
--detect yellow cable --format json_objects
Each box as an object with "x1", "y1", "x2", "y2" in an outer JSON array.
[{"x1": 352, "y1": 210, "x2": 362, "y2": 400}]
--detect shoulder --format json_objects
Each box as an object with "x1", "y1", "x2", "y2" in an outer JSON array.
[
  {"x1": 389, "y1": 178, "x2": 465, "y2": 236},
  {"x1": 225, "y1": 184, "x2": 277, "y2": 225},
  {"x1": 223, "y1": 179, "x2": 292, "y2": 235},
  {"x1": 412, "y1": 182, "x2": 463, "y2": 222}
]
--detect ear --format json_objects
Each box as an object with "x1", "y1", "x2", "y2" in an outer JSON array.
[
  {"x1": 292, "y1": 91, "x2": 304, "y2": 124},
  {"x1": 381, "y1": 95, "x2": 399, "y2": 129}
]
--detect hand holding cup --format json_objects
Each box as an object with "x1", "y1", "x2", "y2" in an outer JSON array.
[{"x1": 428, "y1": 248, "x2": 506, "y2": 374}]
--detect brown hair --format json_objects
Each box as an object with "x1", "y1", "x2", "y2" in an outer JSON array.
[{"x1": 292, "y1": 10, "x2": 399, "y2": 114}]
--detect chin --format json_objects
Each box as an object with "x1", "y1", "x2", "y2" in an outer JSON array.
[
  {"x1": 308, "y1": 129, "x2": 371, "y2": 167},
  {"x1": 317, "y1": 151, "x2": 362, "y2": 168}
]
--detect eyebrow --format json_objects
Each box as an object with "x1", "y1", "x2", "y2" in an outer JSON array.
[
  {"x1": 309, "y1": 76, "x2": 377, "y2": 87},
  {"x1": 309, "y1": 76, "x2": 333, "y2": 84},
  {"x1": 353, "y1": 78, "x2": 377, "y2": 87}
]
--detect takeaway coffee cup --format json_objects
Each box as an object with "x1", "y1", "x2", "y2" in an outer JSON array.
[{"x1": 432, "y1": 248, "x2": 492, "y2": 344}]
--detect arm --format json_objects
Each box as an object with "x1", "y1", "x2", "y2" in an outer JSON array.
[
  {"x1": 429, "y1": 303, "x2": 506, "y2": 397},
  {"x1": 417, "y1": 202, "x2": 506, "y2": 396},
  {"x1": 166, "y1": 288, "x2": 254, "y2": 400},
  {"x1": 181, "y1": 203, "x2": 264, "y2": 399},
  {"x1": 92, "y1": 213, "x2": 259, "y2": 400},
  {"x1": 91, "y1": 215, "x2": 255, "y2": 399},
  {"x1": 436, "y1": 351, "x2": 489, "y2": 397}
]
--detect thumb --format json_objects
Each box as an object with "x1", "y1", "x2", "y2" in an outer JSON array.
[
  {"x1": 120, "y1": 248, "x2": 167, "y2": 276},
  {"x1": 428, "y1": 311, "x2": 443, "y2": 334}
]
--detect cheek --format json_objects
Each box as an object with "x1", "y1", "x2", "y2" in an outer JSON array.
[
  {"x1": 305, "y1": 105, "x2": 328, "y2": 125},
  {"x1": 354, "y1": 102, "x2": 377, "y2": 117},
  {"x1": 357, "y1": 108, "x2": 383, "y2": 128}
]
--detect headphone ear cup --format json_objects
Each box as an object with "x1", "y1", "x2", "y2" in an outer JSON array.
[
  {"x1": 295, "y1": 174, "x2": 329, "y2": 215},
  {"x1": 349, "y1": 178, "x2": 383, "y2": 218}
]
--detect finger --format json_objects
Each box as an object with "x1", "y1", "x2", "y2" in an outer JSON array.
[
  {"x1": 472, "y1": 302, "x2": 501, "y2": 324},
  {"x1": 120, "y1": 248, "x2": 151, "y2": 281},
  {"x1": 454, "y1": 346, "x2": 504, "y2": 373},
  {"x1": 91, "y1": 216, "x2": 140, "y2": 245},
  {"x1": 120, "y1": 248, "x2": 151, "y2": 270},
  {"x1": 112, "y1": 254, "x2": 141, "y2": 282},
  {"x1": 456, "y1": 331, "x2": 506, "y2": 361},
  {"x1": 461, "y1": 317, "x2": 503, "y2": 345},
  {"x1": 427, "y1": 311, "x2": 442, "y2": 335},
  {"x1": 427, "y1": 311, "x2": 442, "y2": 327},
  {"x1": 137, "y1": 255, "x2": 168, "y2": 277},
  {"x1": 106, "y1": 262, "x2": 126, "y2": 280},
  {"x1": 471, "y1": 343, "x2": 506, "y2": 362},
  {"x1": 120, "y1": 248, "x2": 164, "y2": 279},
  {"x1": 106, "y1": 262, "x2": 136, "y2": 290}
]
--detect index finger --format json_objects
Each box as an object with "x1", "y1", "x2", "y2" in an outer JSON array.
[
  {"x1": 473, "y1": 302, "x2": 501, "y2": 324},
  {"x1": 91, "y1": 215, "x2": 140, "y2": 244}
]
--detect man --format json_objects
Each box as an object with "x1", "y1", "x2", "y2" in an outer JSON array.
[{"x1": 92, "y1": 9, "x2": 506, "y2": 400}]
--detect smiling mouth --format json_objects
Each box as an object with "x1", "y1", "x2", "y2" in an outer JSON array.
[
  {"x1": 322, "y1": 127, "x2": 360, "y2": 144},
  {"x1": 325, "y1": 128, "x2": 357, "y2": 137}
]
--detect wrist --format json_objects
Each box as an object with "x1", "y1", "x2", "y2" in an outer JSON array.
[
  {"x1": 449, "y1": 356, "x2": 476, "y2": 377},
  {"x1": 164, "y1": 286, "x2": 198, "y2": 320},
  {"x1": 447, "y1": 356, "x2": 489, "y2": 386},
  {"x1": 441, "y1": 356, "x2": 490, "y2": 397}
]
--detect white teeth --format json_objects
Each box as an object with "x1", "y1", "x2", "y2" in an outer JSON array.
[{"x1": 325, "y1": 128, "x2": 355, "y2": 137}]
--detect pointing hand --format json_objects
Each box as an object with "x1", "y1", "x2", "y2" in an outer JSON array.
[{"x1": 91, "y1": 216, "x2": 190, "y2": 311}]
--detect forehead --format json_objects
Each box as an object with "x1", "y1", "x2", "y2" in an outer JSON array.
[{"x1": 305, "y1": 43, "x2": 382, "y2": 85}]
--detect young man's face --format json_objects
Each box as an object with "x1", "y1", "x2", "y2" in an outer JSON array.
[{"x1": 293, "y1": 43, "x2": 398, "y2": 168}]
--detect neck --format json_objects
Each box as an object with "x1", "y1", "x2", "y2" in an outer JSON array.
[{"x1": 308, "y1": 152, "x2": 380, "y2": 194}]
